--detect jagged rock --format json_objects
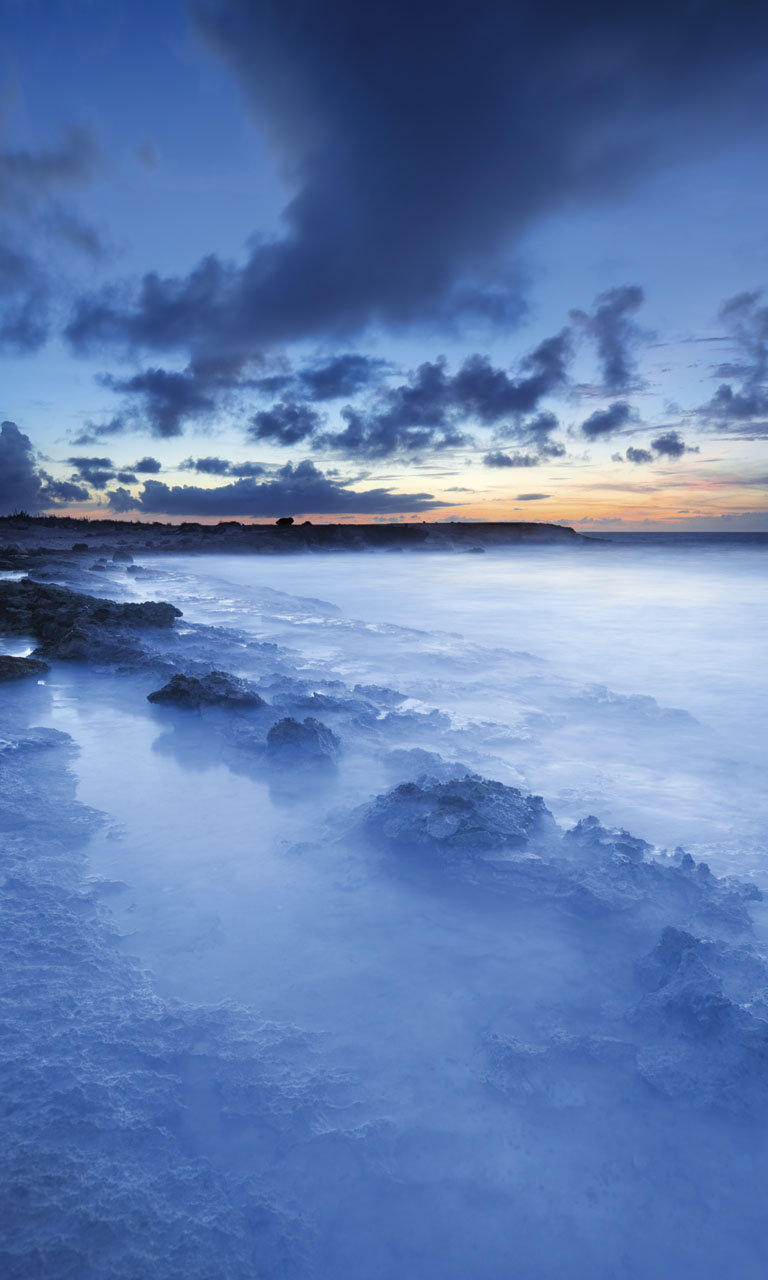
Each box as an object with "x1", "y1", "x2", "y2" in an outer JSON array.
[
  {"x1": 0, "y1": 579, "x2": 182, "y2": 660},
  {"x1": 265, "y1": 716, "x2": 340, "y2": 764},
  {"x1": 363, "y1": 774, "x2": 558, "y2": 860},
  {"x1": 147, "y1": 671, "x2": 265, "y2": 709},
  {"x1": 563, "y1": 814, "x2": 652, "y2": 863},
  {"x1": 0, "y1": 654, "x2": 50, "y2": 681}
]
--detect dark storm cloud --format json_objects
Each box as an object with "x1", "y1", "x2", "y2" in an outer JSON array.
[
  {"x1": 133, "y1": 456, "x2": 162, "y2": 473},
  {"x1": 116, "y1": 471, "x2": 138, "y2": 484},
  {"x1": 701, "y1": 292, "x2": 768, "y2": 434},
  {"x1": 248, "y1": 400, "x2": 324, "y2": 445},
  {"x1": 483, "y1": 451, "x2": 539, "y2": 468},
  {"x1": 571, "y1": 286, "x2": 647, "y2": 391},
  {"x1": 106, "y1": 459, "x2": 445, "y2": 517},
  {"x1": 66, "y1": 1, "x2": 768, "y2": 357},
  {"x1": 580, "y1": 401, "x2": 635, "y2": 439}
]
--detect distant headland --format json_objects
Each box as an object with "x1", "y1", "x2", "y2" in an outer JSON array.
[{"x1": 0, "y1": 514, "x2": 587, "y2": 556}]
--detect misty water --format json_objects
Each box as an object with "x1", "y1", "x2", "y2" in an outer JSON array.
[{"x1": 3, "y1": 537, "x2": 768, "y2": 1279}]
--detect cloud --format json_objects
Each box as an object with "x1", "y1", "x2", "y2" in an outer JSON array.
[
  {"x1": 0, "y1": 420, "x2": 47, "y2": 513},
  {"x1": 701, "y1": 292, "x2": 768, "y2": 433},
  {"x1": 0, "y1": 121, "x2": 103, "y2": 352},
  {"x1": 651, "y1": 430, "x2": 697, "y2": 458},
  {"x1": 179, "y1": 455, "x2": 233, "y2": 475},
  {"x1": 571, "y1": 285, "x2": 647, "y2": 391},
  {"x1": 65, "y1": 2, "x2": 768, "y2": 357},
  {"x1": 319, "y1": 334, "x2": 571, "y2": 459},
  {"x1": 66, "y1": 455, "x2": 115, "y2": 487},
  {"x1": 133, "y1": 456, "x2": 162, "y2": 473},
  {"x1": 106, "y1": 459, "x2": 447, "y2": 518},
  {"x1": 116, "y1": 471, "x2": 138, "y2": 484},
  {"x1": 180, "y1": 456, "x2": 267, "y2": 477},
  {"x1": 0, "y1": 243, "x2": 50, "y2": 352},
  {"x1": 0, "y1": 420, "x2": 90, "y2": 512},
  {"x1": 44, "y1": 477, "x2": 90, "y2": 502},
  {"x1": 71, "y1": 415, "x2": 130, "y2": 445},
  {"x1": 248, "y1": 399, "x2": 324, "y2": 445},
  {"x1": 617, "y1": 429, "x2": 699, "y2": 464},
  {"x1": 580, "y1": 400, "x2": 635, "y2": 439},
  {"x1": 298, "y1": 354, "x2": 387, "y2": 400},
  {"x1": 515, "y1": 492, "x2": 551, "y2": 501},
  {"x1": 105, "y1": 486, "x2": 136, "y2": 514},
  {"x1": 483, "y1": 451, "x2": 539, "y2": 468},
  {"x1": 98, "y1": 366, "x2": 219, "y2": 438},
  {"x1": 0, "y1": 124, "x2": 101, "y2": 212}
]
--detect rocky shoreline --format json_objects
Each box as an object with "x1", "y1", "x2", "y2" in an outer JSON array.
[{"x1": 0, "y1": 513, "x2": 588, "y2": 559}]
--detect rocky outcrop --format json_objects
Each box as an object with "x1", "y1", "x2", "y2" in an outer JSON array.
[
  {"x1": 362, "y1": 774, "x2": 558, "y2": 860},
  {"x1": 147, "y1": 671, "x2": 265, "y2": 709},
  {"x1": 0, "y1": 578, "x2": 181, "y2": 661},
  {"x1": 265, "y1": 716, "x2": 340, "y2": 764},
  {"x1": 359, "y1": 774, "x2": 761, "y2": 930},
  {"x1": 0, "y1": 655, "x2": 50, "y2": 681},
  {"x1": 563, "y1": 814, "x2": 652, "y2": 863}
]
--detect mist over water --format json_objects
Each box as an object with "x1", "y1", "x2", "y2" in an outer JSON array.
[
  {"x1": 144, "y1": 539, "x2": 768, "y2": 872},
  {"x1": 3, "y1": 538, "x2": 768, "y2": 1278}
]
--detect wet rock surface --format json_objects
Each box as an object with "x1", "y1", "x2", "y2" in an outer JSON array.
[
  {"x1": 147, "y1": 670, "x2": 265, "y2": 709},
  {"x1": 265, "y1": 715, "x2": 341, "y2": 764},
  {"x1": 0, "y1": 654, "x2": 50, "y2": 681},
  {"x1": 0, "y1": 578, "x2": 182, "y2": 661},
  {"x1": 362, "y1": 774, "x2": 558, "y2": 860},
  {"x1": 359, "y1": 774, "x2": 761, "y2": 931}
]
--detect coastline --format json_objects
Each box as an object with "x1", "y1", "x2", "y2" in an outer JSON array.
[{"x1": 0, "y1": 514, "x2": 587, "y2": 559}]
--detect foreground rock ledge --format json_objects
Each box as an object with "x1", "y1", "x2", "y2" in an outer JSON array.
[{"x1": 0, "y1": 578, "x2": 181, "y2": 659}]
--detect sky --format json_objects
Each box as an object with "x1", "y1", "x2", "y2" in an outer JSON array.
[{"x1": 1, "y1": 0, "x2": 767, "y2": 530}]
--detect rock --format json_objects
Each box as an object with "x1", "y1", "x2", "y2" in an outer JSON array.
[
  {"x1": 362, "y1": 774, "x2": 557, "y2": 860},
  {"x1": 147, "y1": 671, "x2": 265, "y2": 709},
  {"x1": 71, "y1": 542, "x2": 89, "y2": 552},
  {"x1": 0, "y1": 578, "x2": 182, "y2": 661},
  {"x1": 265, "y1": 716, "x2": 340, "y2": 764},
  {"x1": 563, "y1": 814, "x2": 652, "y2": 863},
  {"x1": 0, "y1": 654, "x2": 50, "y2": 681},
  {"x1": 112, "y1": 549, "x2": 134, "y2": 563}
]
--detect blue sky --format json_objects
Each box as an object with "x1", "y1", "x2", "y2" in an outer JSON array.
[{"x1": 1, "y1": 0, "x2": 767, "y2": 527}]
